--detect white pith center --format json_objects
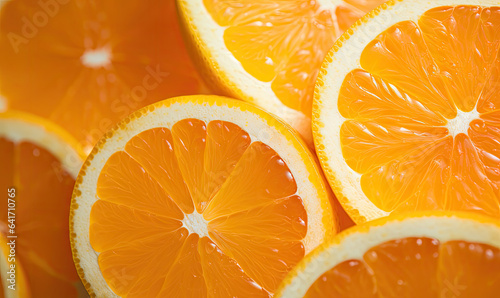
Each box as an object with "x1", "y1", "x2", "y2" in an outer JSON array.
[
  {"x1": 182, "y1": 212, "x2": 209, "y2": 238},
  {"x1": 446, "y1": 108, "x2": 480, "y2": 137},
  {"x1": 316, "y1": 0, "x2": 341, "y2": 12},
  {"x1": 81, "y1": 48, "x2": 112, "y2": 68}
]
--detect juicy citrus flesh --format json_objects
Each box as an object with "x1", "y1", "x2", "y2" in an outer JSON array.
[
  {"x1": 0, "y1": 0, "x2": 203, "y2": 150},
  {"x1": 203, "y1": 0, "x2": 386, "y2": 117},
  {"x1": 338, "y1": 5, "x2": 500, "y2": 218},
  {"x1": 0, "y1": 138, "x2": 80, "y2": 297},
  {"x1": 90, "y1": 119, "x2": 310, "y2": 297},
  {"x1": 305, "y1": 237, "x2": 500, "y2": 297}
]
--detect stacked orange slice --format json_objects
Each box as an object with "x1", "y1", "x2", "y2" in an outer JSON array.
[
  {"x1": 314, "y1": 0, "x2": 500, "y2": 223},
  {"x1": 70, "y1": 95, "x2": 336, "y2": 297},
  {"x1": 277, "y1": 212, "x2": 500, "y2": 297},
  {"x1": 0, "y1": 0, "x2": 205, "y2": 151},
  {"x1": 0, "y1": 111, "x2": 85, "y2": 297},
  {"x1": 177, "y1": 0, "x2": 388, "y2": 142}
]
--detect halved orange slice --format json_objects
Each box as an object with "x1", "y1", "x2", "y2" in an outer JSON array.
[
  {"x1": 314, "y1": 0, "x2": 500, "y2": 223},
  {"x1": 177, "y1": 0, "x2": 387, "y2": 143},
  {"x1": 0, "y1": 111, "x2": 85, "y2": 297},
  {"x1": 70, "y1": 95, "x2": 335, "y2": 297},
  {"x1": 0, "y1": 0, "x2": 205, "y2": 151},
  {"x1": 277, "y1": 211, "x2": 500, "y2": 297}
]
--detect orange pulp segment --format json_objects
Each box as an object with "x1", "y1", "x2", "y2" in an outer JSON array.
[
  {"x1": 0, "y1": 138, "x2": 80, "y2": 296},
  {"x1": 90, "y1": 119, "x2": 308, "y2": 296},
  {"x1": 305, "y1": 237, "x2": 500, "y2": 297},
  {"x1": 204, "y1": 0, "x2": 386, "y2": 116},
  {"x1": 0, "y1": 0, "x2": 203, "y2": 151},
  {"x1": 338, "y1": 5, "x2": 500, "y2": 217}
]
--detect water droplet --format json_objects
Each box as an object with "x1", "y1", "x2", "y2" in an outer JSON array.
[
  {"x1": 485, "y1": 249, "x2": 494, "y2": 260},
  {"x1": 265, "y1": 56, "x2": 274, "y2": 66},
  {"x1": 205, "y1": 242, "x2": 216, "y2": 254},
  {"x1": 366, "y1": 251, "x2": 378, "y2": 261}
]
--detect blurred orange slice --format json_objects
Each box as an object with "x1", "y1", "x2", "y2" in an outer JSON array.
[
  {"x1": 0, "y1": 111, "x2": 85, "y2": 297},
  {"x1": 177, "y1": 0, "x2": 387, "y2": 143},
  {"x1": 0, "y1": 0, "x2": 205, "y2": 152},
  {"x1": 314, "y1": 0, "x2": 500, "y2": 223},
  {"x1": 70, "y1": 95, "x2": 335, "y2": 297},
  {"x1": 277, "y1": 212, "x2": 500, "y2": 298}
]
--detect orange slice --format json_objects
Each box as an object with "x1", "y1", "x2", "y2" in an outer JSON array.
[
  {"x1": 0, "y1": 111, "x2": 86, "y2": 297},
  {"x1": 277, "y1": 211, "x2": 500, "y2": 297},
  {"x1": 314, "y1": 0, "x2": 500, "y2": 223},
  {"x1": 177, "y1": 0, "x2": 387, "y2": 143},
  {"x1": 0, "y1": 0, "x2": 205, "y2": 152},
  {"x1": 70, "y1": 95, "x2": 335, "y2": 297}
]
